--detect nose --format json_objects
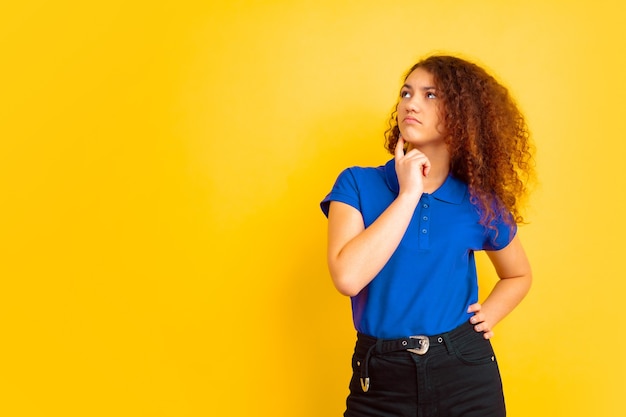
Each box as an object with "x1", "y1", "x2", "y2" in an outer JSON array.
[{"x1": 405, "y1": 96, "x2": 420, "y2": 113}]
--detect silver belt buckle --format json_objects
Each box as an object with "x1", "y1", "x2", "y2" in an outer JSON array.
[{"x1": 407, "y1": 335, "x2": 429, "y2": 355}]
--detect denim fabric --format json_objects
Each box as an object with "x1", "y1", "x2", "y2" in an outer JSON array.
[{"x1": 344, "y1": 322, "x2": 506, "y2": 417}]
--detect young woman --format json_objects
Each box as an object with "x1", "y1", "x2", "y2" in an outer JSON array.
[{"x1": 320, "y1": 55, "x2": 534, "y2": 416}]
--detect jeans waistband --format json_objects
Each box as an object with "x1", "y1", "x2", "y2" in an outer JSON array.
[{"x1": 356, "y1": 321, "x2": 475, "y2": 393}]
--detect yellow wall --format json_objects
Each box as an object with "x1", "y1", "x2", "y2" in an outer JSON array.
[{"x1": 2, "y1": 0, "x2": 625, "y2": 415}]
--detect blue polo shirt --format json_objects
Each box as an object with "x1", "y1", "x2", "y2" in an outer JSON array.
[{"x1": 320, "y1": 159, "x2": 515, "y2": 339}]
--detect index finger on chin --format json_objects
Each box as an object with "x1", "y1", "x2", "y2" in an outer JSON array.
[{"x1": 395, "y1": 136, "x2": 405, "y2": 158}]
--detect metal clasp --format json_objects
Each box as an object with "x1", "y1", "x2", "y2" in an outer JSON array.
[
  {"x1": 407, "y1": 335, "x2": 429, "y2": 355},
  {"x1": 360, "y1": 377, "x2": 370, "y2": 392}
]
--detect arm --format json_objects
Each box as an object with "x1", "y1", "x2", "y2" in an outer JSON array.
[
  {"x1": 326, "y1": 138, "x2": 429, "y2": 296},
  {"x1": 467, "y1": 234, "x2": 532, "y2": 339}
]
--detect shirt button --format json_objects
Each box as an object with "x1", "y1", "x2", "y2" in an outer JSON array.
[
  {"x1": 422, "y1": 204, "x2": 429, "y2": 209},
  {"x1": 421, "y1": 229, "x2": 428, "y2": 234},
  {"x1": 422, "y1": 216, "x2": 428, "y2": 221}
]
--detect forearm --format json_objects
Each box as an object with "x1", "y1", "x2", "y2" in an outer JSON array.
[
  {"x1": 328, "y1": 193, "x2": 419, "y2": 296},
  {"x1": 480, "y1": 272, "x2": 532, "y2": 328},
  {"x1": 469, "y1": 235, "x2": 532, "y2": 337}
]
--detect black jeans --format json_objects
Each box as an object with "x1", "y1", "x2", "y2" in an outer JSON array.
[{"x1": 345, "y1": 322, "x2": 506, "y2": 417}]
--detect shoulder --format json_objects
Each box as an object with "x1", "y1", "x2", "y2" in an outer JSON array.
[
  {"x1": 320, "y1": 160, "x2": 393, "y2": 217},
  {"x1": 334, "y1": 160, "x2": 390, "y2": 186}
]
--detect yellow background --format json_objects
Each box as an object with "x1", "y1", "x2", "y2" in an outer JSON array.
[{"x1": 1, "y1": 0, "x2": 625, "y2": 415}]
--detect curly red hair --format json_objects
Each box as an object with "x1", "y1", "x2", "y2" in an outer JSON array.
[{"x1": 384, "y1": 55, "x2": 535, "y2": 231}]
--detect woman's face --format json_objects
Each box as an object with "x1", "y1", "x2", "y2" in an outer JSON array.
[{"x1": 397, "y1": 67, "x2": 447, "y2": 149}]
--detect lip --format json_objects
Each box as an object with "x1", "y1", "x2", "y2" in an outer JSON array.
[{"x1": 403, "y1": 116, "x2": 421, "y2": 124}]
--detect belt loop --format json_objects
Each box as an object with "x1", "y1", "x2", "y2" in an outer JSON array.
[
  {"x1": 442, "y1": 332, "x2": 455, "y2": 356},
  {"x1": 374, "y1": 337, "x2": 384, "y2": 354}
]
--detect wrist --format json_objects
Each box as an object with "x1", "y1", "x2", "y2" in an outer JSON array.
[{"x1": 396, "y1": 190, "x2": 422, "y2": 207}]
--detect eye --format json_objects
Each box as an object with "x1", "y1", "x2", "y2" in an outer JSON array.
[
  {"x1": 400, "y1": 90, "x2": 411, "y2": 98},
  {"x1": 426, "y1": 91, "x2": 437, "y2": 99}
]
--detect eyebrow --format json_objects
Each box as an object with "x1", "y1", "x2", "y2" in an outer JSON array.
[{"x1": 401, "y1": 84, "x2": 437, "y2": 91}]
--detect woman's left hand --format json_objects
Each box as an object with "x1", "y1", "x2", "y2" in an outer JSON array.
[{"x1": 467, "y1": 303, "x2": 494, "y2": 340}]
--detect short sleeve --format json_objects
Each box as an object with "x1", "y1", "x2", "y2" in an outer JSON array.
[
  {"x1": 483, "y1": 212, "x2": 517, "y2": 250},
  {"x1": 320, "y1": 168, "x2": 361, "y2": 218}
]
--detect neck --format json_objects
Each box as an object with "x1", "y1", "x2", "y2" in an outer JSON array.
[{"x1": 407, "y1": 143, "x2": 451, "y2": 193}]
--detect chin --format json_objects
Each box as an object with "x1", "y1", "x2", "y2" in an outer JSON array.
[{"x1": 403, "y1": 137, "x2": 422, "y2": 146}]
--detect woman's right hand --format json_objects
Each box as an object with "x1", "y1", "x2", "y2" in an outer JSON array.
[
  {"x1": 394, "y1": 136, "x2": 431, "y2": 200},
  {"x1": 327, "y1": 136, "x2": 433, "y2": 297}
]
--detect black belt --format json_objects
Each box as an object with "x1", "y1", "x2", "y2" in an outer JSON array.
[{"x1": 358, "y1": 332, "x2": 448, "y2": 392}]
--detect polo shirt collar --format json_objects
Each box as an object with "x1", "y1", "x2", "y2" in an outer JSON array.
[{"x1": 383, "y1": 158, "x2": 466, "y2": 204}]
